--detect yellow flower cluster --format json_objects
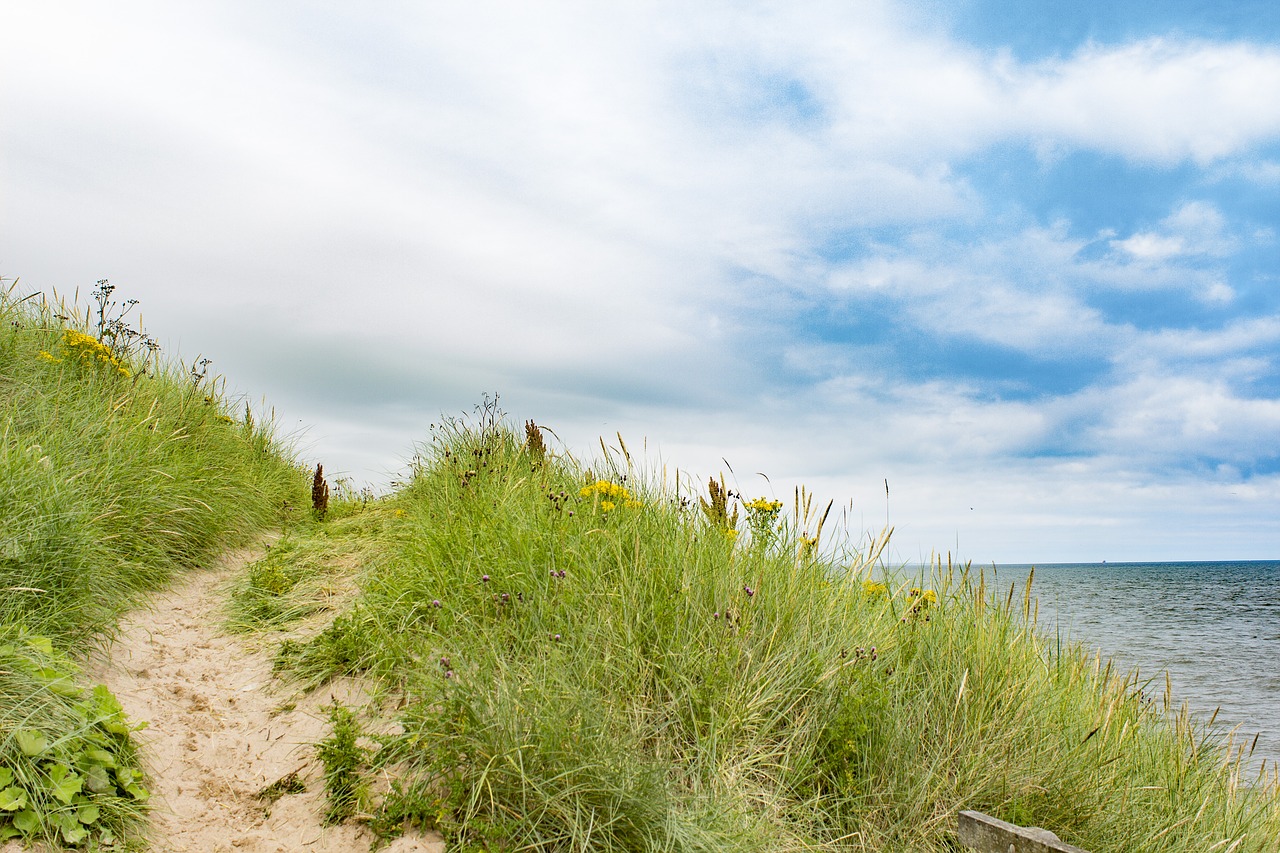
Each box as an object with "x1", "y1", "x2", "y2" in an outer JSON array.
[
  {"x1": 48, "y1": 330, "x2": 131, "y2": 378},
  {"x1": 908, "y1": 588, "x2": 938, "y2": 605},
  {"x1": 742, "y1": 497, "x2": 782, "y2": 513},
  {"x1": 579, "y1": 480, "x2": 642, "y2": 512},
  {"x1": 861, "y1": 580, "x2": 889, "y2": 599}
]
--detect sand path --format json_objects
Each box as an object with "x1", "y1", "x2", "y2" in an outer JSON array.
[{"x1": 5, "y1": 543, "x2": 442, "y2": 853}]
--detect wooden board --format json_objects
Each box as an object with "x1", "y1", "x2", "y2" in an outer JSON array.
[{"x1": 957, "y1": 810, "x2": 1090, "y2": 853}]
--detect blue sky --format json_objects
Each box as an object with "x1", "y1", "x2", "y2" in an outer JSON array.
[{"x1": 4, "y1": 0, "x2": 1280, "y2": 563}]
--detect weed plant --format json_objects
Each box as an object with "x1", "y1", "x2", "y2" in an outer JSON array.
[
  {"x1": 271, "y1": 408, "x2": 1280, "y2": 852},
  {"x1": 0, "y1": 282, "x2": 308, "y2": 847}
]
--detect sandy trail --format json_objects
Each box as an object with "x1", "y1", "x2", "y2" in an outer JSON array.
[{"x1": 10, "y1": 543, "x2": 441, "y2": 853}]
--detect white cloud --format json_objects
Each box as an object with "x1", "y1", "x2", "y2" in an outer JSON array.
[
  {"x1": 1113, "y1": 233, "x2": 1186, "y2": 262},
  {"x1": 1233, "y1": 160, "x2": 1280, "y2": 184},
  {"x1": 1112, "y1": 201, "x2": 1237, "y2": 262},
  {"x1": 5, "y1": 1, "x2": 1280, "y2": 565},
  {"x1": 1013, "y1": 40, "x2": 1280, "y2": 165},
  {"x1": 1089, "y1": 374, "x2": 1280, "y2": 461}
]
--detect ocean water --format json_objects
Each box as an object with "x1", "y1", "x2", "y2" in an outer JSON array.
[{"x1": 994, "y1": 560, "x2": 1280, "y2": 775}]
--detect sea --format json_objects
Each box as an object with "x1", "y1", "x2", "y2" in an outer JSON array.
[{"x1": 993, "y1": 560, "x2": 1280, "y2": 777}]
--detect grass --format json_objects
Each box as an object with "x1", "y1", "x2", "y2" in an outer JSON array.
[
  {"x1": 0, "y1": 283, "x2": 308, "y2": 848},
  {"x1": 6, "y1": 280, "x2": 1280, "y2": 851},
  {"x1": 253, "y1": 405, "x2": 1280, "y2": 852}
]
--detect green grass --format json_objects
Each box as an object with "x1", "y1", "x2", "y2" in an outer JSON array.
[
  {"x1": 0, "y1": 284, "x2": 308, "y2": 848},
  {"x1": 258, "y1": 408, "x2": 1280, "y2": 852},
  {"x1": 6, "y1": 280, "x2": 1280, "y2": 851}
]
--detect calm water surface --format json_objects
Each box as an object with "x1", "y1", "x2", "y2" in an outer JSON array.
[{"x1": 994, "y1": 561, "x2": 1280, "y2": 774}]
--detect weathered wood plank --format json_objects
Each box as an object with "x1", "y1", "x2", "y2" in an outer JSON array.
[{"x1": 957, "y1": 810, "x2": 1090, "y2": 853}]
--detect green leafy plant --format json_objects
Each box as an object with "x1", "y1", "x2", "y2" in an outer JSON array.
[
  {"x1": 315, "y1": 703, "x2": 369, "y2": 824},
  {"x1": 0, "y1": 626, "x2": 149, "y2": 847}
]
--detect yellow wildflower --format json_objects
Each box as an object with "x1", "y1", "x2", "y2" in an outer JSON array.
[
  {"x1": 861, "y1": 580, "x2": 889, "y2": 599},
  {"x1": 907, "y1": 588, "x2": 937, "y2": 605},
  {"x1": 581, "y1": 479, "x2": 641, "y2": 512},
  {"x1": 57, "y1": 329, "x2": 130, "y2": 377}
]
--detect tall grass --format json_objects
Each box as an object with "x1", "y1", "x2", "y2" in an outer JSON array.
[
  {"x1": 267, "y1": 408, "x2": 1280, "y2": 852},
  {"x1": 0, "y1": 285, "x2": 307, "y2": 642},
  {"x1": 0, "y1": 283, "x2": 308, "y2": 847}
]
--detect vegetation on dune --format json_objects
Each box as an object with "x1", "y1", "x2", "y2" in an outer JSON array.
[
  {"x1": 247, "y1": 400, "x2": 1280, "y2": 852},
  {"x1": 6, "y1": 278, "x2": 1280, "y2": 851},
  {"x1": 0, "y1": 281, "x2": 308, "y2": 848}
]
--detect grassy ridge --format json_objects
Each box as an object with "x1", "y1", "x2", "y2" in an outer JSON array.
[
  {"x1": 0, "y1": 284, "x2": 307, "y2": 847},
  {"x1": 6, "y1": 280, "x2": 1280, "y2": 851},
  {"x1": 254, "y1": 408, "x2": 1280, "y2": 852}
]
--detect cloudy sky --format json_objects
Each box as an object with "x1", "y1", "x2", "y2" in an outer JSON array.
[{"x1": 5, "y1": 1, "x2": 1280, "y2": 563}]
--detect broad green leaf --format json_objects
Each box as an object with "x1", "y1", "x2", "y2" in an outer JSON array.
[
  {"x1": 0, "y1": 768, "x2": 12, "y2": 788},
  {"x1": 124, "y1": 783, "x2": 149, "y2": 802},
  {"x1": 100, "y1": 714, "x2": 143, "y2": 734},
  {"x1": 83, "y1": 765, "x2": 113, "y2": 794},
  {"x1": 14, "y1": 729, "x2": 47, "y2": 757},
  {"x1": 0, "y1": 786, "x2": 27, "y2": 811},
  {"x1": 76, "y1": 803, "x2": 100, "y2": 824},
  {"x1": 47, "y1": 677, "x2": 82, "y2": 697},
  {"x1": 80, "y1": 748, "x2": 116, "y2": 768},
  {"x1": 53, "y1": 811, "x2": 87, "y2": 844},
  {"x1": 46, "y1": 765, "x2": 83, "y2": 804},
  {"x1": 0, "y1": 824, "x2": 20, "y2": 840},
  {"x1": 24, "y1": 635, "x2": 53, "y2": 656},
  {"x1": 12, "y1": 809, "x2": 40, "y2": 833},
  {"x1": 52, "y1": 775, "x2": 83, "y2": 805},
  {"x1": 90, "y1": 684, "x2": 124, "y2": 716}
]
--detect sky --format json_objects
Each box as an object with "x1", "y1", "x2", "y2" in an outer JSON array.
[{"x1": 4, "y1": 0, "x2": 1280, "y2": 564}]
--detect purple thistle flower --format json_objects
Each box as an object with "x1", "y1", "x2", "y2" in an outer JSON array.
[
  {"x1": 482, "y1": 574, "x2": 490, "y2": 583},
  {"x1": 432, "y1": 599, "x2": 442, "y2": 608}
]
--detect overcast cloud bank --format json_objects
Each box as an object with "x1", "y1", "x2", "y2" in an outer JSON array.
[{"x1": 4, "y1": 1, "x2": 1279, "y2": 562}]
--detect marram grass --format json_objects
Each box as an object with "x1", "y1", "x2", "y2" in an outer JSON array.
[
  {"x1": 0, "y1": 286, "x2": 308, "y2": 642},
  {"x1": 7, "y1": 280, "x2": 1280, "y2": 851},
  {"x1": 1, "y1": 284, "x2": 308, "y2": 848},
  {"x1": 255, "y1": 413, "x2": 1280, "y2": 852}
]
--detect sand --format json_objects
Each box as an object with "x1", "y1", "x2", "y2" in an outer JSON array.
[{"x1": 4, "y1": 542, "x2": 443, "y2": 853}]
